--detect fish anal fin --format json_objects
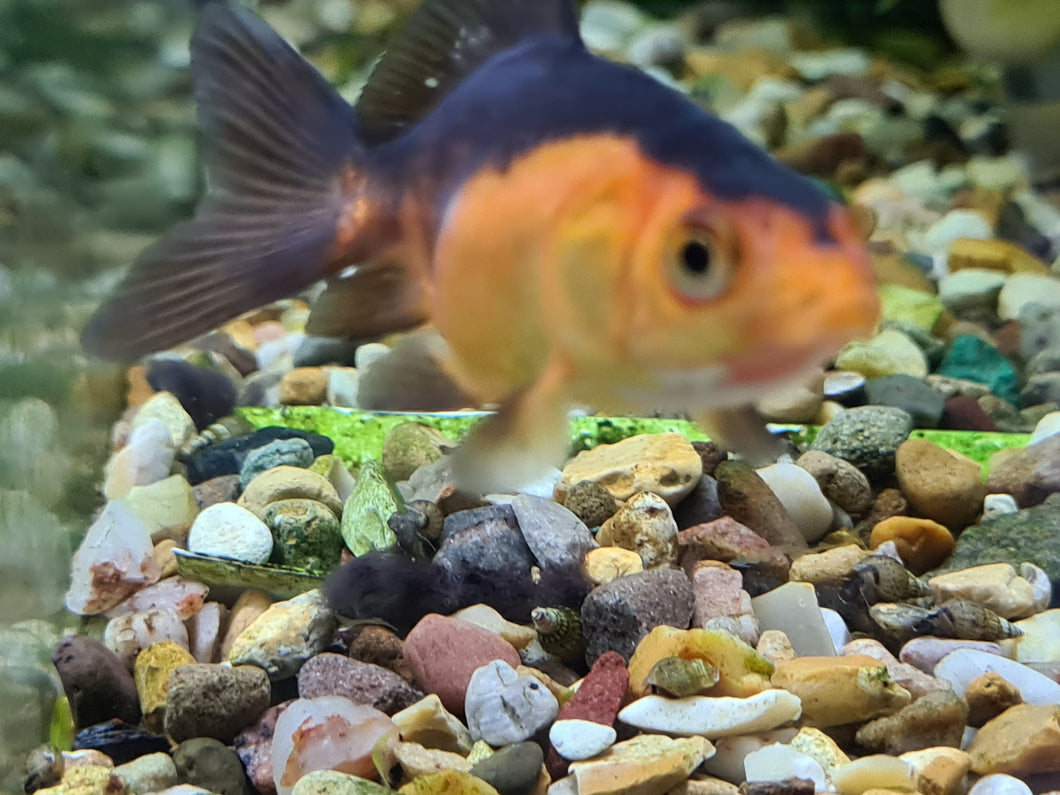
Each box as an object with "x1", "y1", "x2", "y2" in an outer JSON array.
[
  {"x1": 356, "y1": 0, "x2": 582, "y2": 145},
  {"x1": 452, "y1": 357, "x2": 573, "y2": 494},
  {"x1": 695, "y1": 406, "x2": 789, "y2": 467}
]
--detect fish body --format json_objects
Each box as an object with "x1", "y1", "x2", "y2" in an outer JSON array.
[{"x1": 82, "y1": 0, "x2": 879, "y2": 488}]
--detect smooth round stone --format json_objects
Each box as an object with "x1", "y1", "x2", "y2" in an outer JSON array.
[
  {"x1": 925, "y1": 210, "x2": 994, "y2": 254},
  {"x1": 755, "y1": 461, "x2": 833, "y2": 543},
  {"x1": 831, "y1": 754, "x2": 917, "y2": 795},
  {"x1": 898, "y1": 638, "x2": 1002, "y2": 674},
  {"x1": 618, "y1": 689, "x2": 802, "y2": 739},
  {"x1": 982, "y1": 493, "x2": 1019, "y2": 520},
  {"x1": 239, "y1": 438, "x2": 314, "y2": 488},
  {"x1": 172, "y1": 738, "x2": 252, "y2": 795},
  {"x1": 895, "y1": 439, "x2": 985, "y2": 531},
  {"x1": 464, "y1": 660, "x2": 558, "y2": 746},
  {"x1": 468, "y1": 741, "x2": 545, "y2": 795},
  {"x1": 262, "y1": 498, "x2": 342, "y2": 571},
  {"x1": 938, "y1": 268, "x2": 1006, "y2": 316},
  {"x1": 1008, "y1": 609, "x2": 1060, "y2": 663},
  {"x1": 795, "y1": 450, "x2": 873, "y2": 516},
  {"x1": 968, "y1": 774, "x2": 1033, "y2": 795},
  {"x1": 1029, "y1": 410, "x2": 1060, "y2": 444},
  {"x1": 52, "y1": 635, "x2": 141, "y2": 728},
  {"x1": 934, "y1": 648, "x2": 1060, "y2": 705},
  {"x1": 187, "y1": 502, "x2": 274, "y2": 564},
  {"x1": 549, "y1": 719, "x2": 617, "y2": 761},
  {"x1": 744, "y1": 743, "x2": 826, "y2": 790}
]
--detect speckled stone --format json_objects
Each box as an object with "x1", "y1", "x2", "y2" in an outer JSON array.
[
  {"x1": 895, "y1": 439, "x2": 986, "y2": 531},
  {"x1": 297, "y1": 652, "x2": 423, "y2": 715},
  {"x1": 810, "y1": 406, "x2": 915, "y2": 482},
  {"x1": 164, "y1": 663, "x2": 271, "y2": 743},
  {"x1": 596, "y1": 491, "x2": 679, "y2": 569},
  {"x1": 172, "y1": 738, "x2": 250, "y2": 795},
  {"x1": 854, "y1": 690, "x2": 968, "y2": 754},
  {"x1": 261, "y1": 498, "x2": 343, "y2": 572},
  {"x1": 227, "y1": 589, "x2": 336, "y2": 680},
  {"x1": 795, "y1": 450, "x2": 873, "y2": 516},
  {"x1": 580, "y1": 568, "x2": 694, "y2": 663}
]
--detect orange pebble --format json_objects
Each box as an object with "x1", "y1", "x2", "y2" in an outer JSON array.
[{"x1": 869, "y1": 515, "x2": 955, "y2": 574}]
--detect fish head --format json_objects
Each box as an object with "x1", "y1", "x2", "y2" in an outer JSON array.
[{"x1": 545, "y1": 146, "x2": 880, "y2": 410}]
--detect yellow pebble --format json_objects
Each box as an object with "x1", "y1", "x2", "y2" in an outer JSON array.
[
  {"x1": 582, "y1": 546, "x2": 644, "y2": 586},
  {"x1": 947, "y1": 237, "x2": 1051, "y2": 275}
]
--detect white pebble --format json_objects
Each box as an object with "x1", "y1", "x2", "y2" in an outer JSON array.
[
  {"x1": 998, "y1": 273, "x2": 1060, "y2": 321},
  {"x1": 831, "y1": 754, "x2": 917, "y2": 795},
  {"x1": 934, "y1": 648, "x2": 1060, "y2": 704},
  {"x1": 549, "y1": 719, "x2": 617, "y2": 761},
  {"x1": 756, "y1": 461, "x2": 834, "y2": 543},
  {"x1": 1029, "y1": 410, "x2": 1060, "y2": 445},
  {"x1": 744, "y1": 743, "x2": 826, "y2": 790},
  {"x1": 465, "y1": 660, "x2": 558, "y2": 746},
  {"x1": 618, "y1": 689, "x2": 802, "y2": 739},
  {"x1": 821, "y1": 608, "x2": 851, "y2": 654},
  {"x1": 968, "y1": 774, "x2": 1032, "y2": 795},
  {"x1": 1009, "y1": 609, "x2": 1060, "y2": 663},
  {"x1": 187, "y1": 502, "x2": 274, "y2": 564},
  {"x1": 982, "y1": 493, "x2": 1019, "y2": 520},
  {"x1": 925, "y1": 210, "x2": 994, "y2": 256}
]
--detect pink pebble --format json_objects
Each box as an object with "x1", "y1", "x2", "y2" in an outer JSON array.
[
  {"x1": 899, "y1": 637, "x2": 1003, "y2": 673},
  {"x1": 403, "y1": 613, "x2": 520, "y2": 713}
]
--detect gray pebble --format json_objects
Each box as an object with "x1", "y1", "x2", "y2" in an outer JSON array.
[
  {"x1": 469, "y1": 741, "x2": 544, "y2": 795},
  {"x1": 173, "y1": 738, "x2": 249, "y2": 795},
  {"x1": 464, "y1": 660, "x2": 558, "y2": 746},
  {"x1": 864, "y1": 374, "x2": 947, "y2": 429},
  {"x1": 580, "y1": 568, "x2": 694, "y2": 663},
  {"x1": 239, "y1": 438, "x2": 314, "y2": 488},
  {"x1": 810, "y1": 405, "x2": 914, "y2": 482}
]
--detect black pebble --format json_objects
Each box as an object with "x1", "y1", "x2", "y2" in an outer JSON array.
[
  {"x1": 146, "y1": 358, "x2": 237, "y2": 430},
  {"x1": 184, "y1": 426, "x2": 334, "y2": 484},
  {"x1": 72, "y1": 720, "x2": 169, "y2": 765}
]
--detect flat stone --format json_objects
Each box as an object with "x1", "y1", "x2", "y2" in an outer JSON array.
[
  {"x1": 341, "y1": 458, "x2": 401, "y2": 557},
  {"x1": 986, "y1": 435, "x2": 1060, "y2": 508},
  {"x1": 392, "y1": 741, "x2": 471, "y2": 779},
  {"x1": 494, "y1": 493, "x2": 598, "y2": 580},
  {"x1": 743, "y1": 743, "x2": 826, "y2": 789},
  {"x1": 854, "y1": 690, "x2": 968, "y2": 754},
  {"x1": 106, "y1": 577, "x2": 208, "y2": 621},
  {"x1": 618, "y1": 689, "x2": 801, "y2": 738},
  {"x1": 468, "y1": 741, "x2": 544, "y2": 795},
  {"x1": 934, "y1": 649, "x2": 1060, "y2": 705},
  {"x1": 842, "y1": 638, "x2": 949, "y2": 700},
  {"x1": 580, "y1": 568, "x2": 694, "y2": 663},
  {"x1": 558, "y1": 433, "x2": 703, "y2": 507},
  {"x1": 227, "y1": 589, "x2": 336, "y2": 680},
  {"x1": 123, "y1": 475, "x2": 199, "y2": 543},
  {"x1": 835, "y1": 328, "x2": 928, "y2": 379},
  {"x1": 899, "y1": 747, "x2": 971, "y2": 795},
  {"x1": 752, "y1": 582, "x2": 836, "y2": 658},
  {"x1": 450, "y1": 604, "x2": 536, "y2": 650},
  {"x1": 830, "y1": 754, "x2": 917, "y2": 795},
  {"x1": 568, "y1": 734, "x2": 713, "y2": 795},
  {"x1": 397, "y1": 770, "x2": 501, "y2": 795},
  {"x1": 967, "y1": 704, "x2": 1060, "y2": 775},
  {"x1": 965, "y1": 672, "x2": 1023, "y2": 727},
  {"x1": 549, "y1": 719, "x2": 617, "y2": 761},
  {"x1": 770, "y1": 655, "x2": 911, "y2": 728},
  {"x1": 898, "y1": 637, "x2": 1002, "y2": 674},
  {"x1": 240, "y1": 438, "x2": 315, "y2": 489},
  {"x1": 869, "y1": 516, "x2": 955, "y2": 575}
]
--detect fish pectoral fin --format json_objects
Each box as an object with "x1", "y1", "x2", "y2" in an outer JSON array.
[
  {"x1": 695, "y1": 406, "x2": 789, "y2": 466},
  {"x1": 356, "y1": 328, "x2": 474, "y2": 412},
  {"x1": 82, "y1": 6, "x2": 358, "y2": 361},
  {"x1": 451, "y1": 357, "x2": 573, "y2": 494},
  {"x1": 307, "y1": 264, "x2": 428, "y2": 339},
  {"x1": 355, "y1": 0, "x2": 582, "y2": 145}
]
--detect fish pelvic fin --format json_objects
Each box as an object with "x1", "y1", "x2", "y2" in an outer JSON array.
[
  {"x1": 355, "y1": 0, "x2": 582, "y2": 145},
  {"x1": 82, "y1": 6, "x2": 361, "y2": 361},
  {"x1": 452, "y1": 356, "x2": 573, "y2": 494}
]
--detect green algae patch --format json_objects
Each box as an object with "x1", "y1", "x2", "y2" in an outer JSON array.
[
  {"x1": 236, "y1": 407, "x2": 1027, "y2": 472},
  {"x1": 174, "y1": 549, "x2": 323, "y2": 601}
]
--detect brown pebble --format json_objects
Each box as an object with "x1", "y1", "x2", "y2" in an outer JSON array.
[
  {"x1": 895, "y1": 439, "x2": 985, "y2": 531},
  {"x1": 691, "y1": 441, "x2": 728, "y2": 477},
  {"x1": 562, "y1": 479, "x2": 618, "y2": 528},
  {"x1": 965, "y1": 671, "x2": 1023, "y2": 728},
  {"x1": 868, "y1": 516, "x2": 954, "y2": 575},
  {"x1": 278, "y1": 367, "x2": 329, "y2": 406},
  {"x1": 854, "y1": 488, "x2": 908, "y2": 541},
  {"x1": 855, "y1": 690, "x2": 968, "y2": 754},
  {"x1": 940, "y1": 396, "x2": 1000, "y2": 432},
  {"x1": 947, "y1": 237, "x2": 1052, "y2": 275},
  {"x1": 715, "y1": 461, "x2": 807, "y2": 549},
  {"x1": 348, "y1": 625, "x2": 414, "y2": 682}
]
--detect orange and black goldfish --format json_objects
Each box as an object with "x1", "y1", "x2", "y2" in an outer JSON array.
[{"x1": 82, "y1": 0, "x2": 879, "y2": 490}]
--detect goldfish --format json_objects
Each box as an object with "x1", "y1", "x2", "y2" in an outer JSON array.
[{"x1": 82, "y1": 0, "x2": 879, "y2": 490}]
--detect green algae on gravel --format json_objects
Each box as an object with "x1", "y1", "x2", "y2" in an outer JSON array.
[
  {"x1": 236, "y1": 407, "x2": 1029, "y2": 471},
  {"x1": 173, "y1": 549, "x2": 323, "y2": 601}
]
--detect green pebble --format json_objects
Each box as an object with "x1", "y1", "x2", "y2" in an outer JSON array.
[
  {"x1": 936, "y1": 334, "x2": 1021, "y2": 407},
  {"x1": 262, "y1": 498, "x2": 343, "y2": 572},
  {"x1": 341, "y1": 458, "x2": 403, "y2": 556}
]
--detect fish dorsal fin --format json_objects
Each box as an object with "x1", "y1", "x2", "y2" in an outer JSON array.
[{"x1": 356, "y1": 0, "x2": 582, "y2": 145}]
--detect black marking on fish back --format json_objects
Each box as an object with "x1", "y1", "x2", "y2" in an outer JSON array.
[
  {"x1": 355, "y1": 0, "x2": 581, "y2": 146},
  {"x1": 82, "y1": 6, "x2": 358, "y2": 360}
]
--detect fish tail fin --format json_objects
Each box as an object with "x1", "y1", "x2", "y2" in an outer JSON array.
[{"x1": 82, "y1": 6, "x2": 361, "y2": 360}]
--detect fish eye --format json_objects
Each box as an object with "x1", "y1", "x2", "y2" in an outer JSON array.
[{"x1": 666, "y1": 226, "x2": 734, "y2": 301}]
